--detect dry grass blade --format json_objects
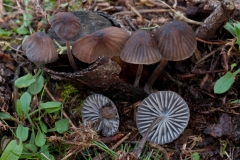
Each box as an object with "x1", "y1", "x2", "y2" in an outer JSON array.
[{"x1": 48, "y1": 124, "x2": 99, "y2": 160}]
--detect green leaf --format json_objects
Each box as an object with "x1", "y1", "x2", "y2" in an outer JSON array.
[
  {"x1": 214, "y1": 69, "x2": 240, "y2": 94},
  {"x1": 191, "y1": 152, "x2": 200, "y2": 160},
  {"x1": 231, "y1": 63, "x2": 237, "y2": 71},
  {"x1": 40, "y1": 145, "x2": 55, "y2": 160},
  {"x1": 224, "y1": 22, "x2": 236, "y2": 35},
  {"x1": 40, "y1": 120, "x2": 48, "y2": 133},
  {"x1": 231, "y1": 99, "x2": 240, "y2": 104},
  {"x1": 20, "y1": 92, "x2": 32, "y2": 114},
  {"x1": 35, "y1": 130, "x2": 46, "y2": 147},
  {"x1": 16, "y1": 27, "x2": 29, "y2": 35},
  {"x1": 0, "y1": 140, "x2": 23, "y2": 160},
  {"x1": 0, "y1": 112, "x2": 11, "y2": 119},
  {"x1": 22, "y1": 143, "x2": 38, "y2": 154},
  {"x1": 28, "y1": 75, "x2": 44, "y2": 95},
  {"x1": 40, "y1": 101, "x2": 61, "y2": 113},
  {"x1": 23, "y1": 13, "x2": 33, "y2": 27},
  {"x1": 234, "y1": 23, "x2": 240, "y2": 48},
  {"x1": 14, "y1": 73, "x2": 35, "y2": 88},
  {"x1": 15, "y1": 99, "x2": 23, "y2": 117},
  {"x1": 29, "y1": 129, "x2": 35, "y2": 144},
  {"x1": 55, "y1": 119, "x2": 69, "y2": 134},
  {"x1": 0, "y1": 29, "x2": 12, "y2": 37},
  {"x1": 16, "y1": 124, "x2": 29, "y2": 142},
  {"x1": 40, "y1": 101, "x2": 62, "y2": 108}
]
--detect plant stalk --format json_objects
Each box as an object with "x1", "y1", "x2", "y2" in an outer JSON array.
[
  {"x1": 66, "y1": 40, "x2": 79, "y2": 72},
  {"x1": 144, "y1": 59, "x2": 168, "y2": 94},
  {"x1": 133, "y1": 116, "x2": 165, "y2": 158},
  {"x1": 133, "y1": 64, "x2": 143, "y2": 88}
]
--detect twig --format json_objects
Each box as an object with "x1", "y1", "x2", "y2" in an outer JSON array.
[
  {"x1": 93, "y1": 132, "x2": 132, "y2": 160},
  {"x1": 150, "y1": 0, "x2": 202, "y2": 25},
  {"x1": 149, "y1": 143, "x2": 170, "y2": 160},
  {"x1": 195, "y1": 0, "x2": 235, "y2": 40},
  {"x1": 196, "y1": 37, "x2": 227, "y2": 45},
  {"x1": 113, "y1": 9, "x2": 170, "y2": 16},
  {"x1": 195, "y1": 46, "x2": 223, "y2": 65}
]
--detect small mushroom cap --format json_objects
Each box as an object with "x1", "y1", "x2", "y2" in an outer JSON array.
[
  {"x1": 22, "y1": 31, "x2": 58, "y2": 64},
  {"x1": 120, "y1": 30, "x2": 161, "y2": 65},
  {"x1": 136, "y1": 91, "x2": 190, "y2": 144},
  {"x1": 72, "y1": 27, "x2": 129, "y2": 63},
  {"x1": 51, "y1": 12, "x2": 81, "y2": 40},
  {"x1": 81, "y1": 94, "x2": 120, "y2": 136},
  {"x1": 154, "y1": 20, "x2": 196, "y2": 61}
]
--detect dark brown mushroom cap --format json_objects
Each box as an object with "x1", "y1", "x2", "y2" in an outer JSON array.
[
  {"x1": 154, "y1": 20, "x2": 196, "y2": 61},
  {"x1": 51, "y1": 12, "x2": 81, "y2": 40},
  {"x1": 22, "y1": 31, "x2": 58, "y2": 64},
  {"x1": 136, "y1": 91, "x2": 190, "y2": 144},
  {"x1": 120, "y1": 30, "x2": 161, "y2": 64},
  {"x1": 81, "y1": 94, "x2": 120, "y2": 136},
  {"x1": 72, "y1": 27, "x2": 129, "y2": 63}
]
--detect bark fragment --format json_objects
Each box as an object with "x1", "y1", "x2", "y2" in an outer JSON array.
[{"x1": 195, "y1": 0, "x2": 235, "y2": 40}]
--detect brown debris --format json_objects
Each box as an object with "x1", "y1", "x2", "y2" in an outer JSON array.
[
  {"x1": 204, "y1": 113, "x2": 240, "y2": 144},
  {"x1": 48, "y1": 124, "x2": 98, "y2": 160},
  {"x1": 0, "y1": 52, "x2": 16, "y2": 111}
]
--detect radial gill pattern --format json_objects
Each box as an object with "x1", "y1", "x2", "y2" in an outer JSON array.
[
  {"x1": 81, "y1": 94, "x2": 120, "y2": 136},
  {"x1": 136, "y1": 91, "x2": 190, "y2": 144}
]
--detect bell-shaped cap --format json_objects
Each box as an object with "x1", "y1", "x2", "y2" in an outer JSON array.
[
  {"x1": 154, "y1": 20, "x2": 196, "y2": 61},
  {"x1": 22, "y1": 31, "x2": 58, "y2": 64},
  {"x1": 72, "y1": 27, "x2": 129, "y2": 63},
  {"x1": 81, "y1": 94, "x2": 120, "y2": 136},
  {"x1": 136, "y1": 91, "x2": 190, "y2": 144},
  {"x1": 120, "y1": 30, "x2": 161, "y2": 65},
  {"x1": 51, "y1": 12, "x2": 81, "y2": 40}
]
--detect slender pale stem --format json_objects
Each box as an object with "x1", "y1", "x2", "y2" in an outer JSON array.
[
  {"x1": 66, "y1": 40, "x2": 79, "y2": 72},
  {"x1": 144, "y1": 59, "x2": 168, "y2": 94},
  {"x1": 133, "y1": 64, "x2": 143, "y2": 88},
  {"x1": 133, "y1": 116, "x2": 165, "y2": 158}
]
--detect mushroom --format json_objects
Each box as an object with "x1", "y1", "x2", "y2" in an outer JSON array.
[
  {"x1": 144, "y1": 20, "x2": 196, "y2": 93},
  {"x1": 136, "y1": 91, "x2": 190, "y2": 145},
  {"x1": 22, "y1": 31, "x2": 58, "y2": 65},
  {"x1": 72, "y1": 27, "x2": 129, "y2": 63},
  {"x1": 81, "y1": 94, "x2": 120, "y2": 136},
  {"x1": 51, "y1": 12, "x2": 81, "y2": 71},
  {"x1": 120, "y1": 30, "x2": 161, "y2": 88}
]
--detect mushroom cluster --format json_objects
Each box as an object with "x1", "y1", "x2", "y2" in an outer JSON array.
[
  {"x1": 136, "y1": 91, "x2": 190, "y2": 144},
  {"x1": 118, "y1": 20, "x2": 196, "y2": 93},
  {"x1": 81, "y1": 94, "x2": 120, "y2": 136},
  {"x1": 144, "y1": 20, "x2": 196, "y2": 93}
]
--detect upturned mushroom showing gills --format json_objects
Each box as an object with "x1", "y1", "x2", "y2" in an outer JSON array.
[
  {"x1": 51, "y1": 12, "x2": 81, "y2": 72},
  {"x1": 22, "y1": 31, "x2": 58, "y2": 65},
  {"x1": 72, "y1": 27, "x2": 129, "y2": 64},
  {"x1": 120, "y1": 30, "x2": 161, "y2": 88},
  {"x1": 136, "y1": 91, "x2": 190, "y2": 145},
  {"x1": 81, "y1": 94, "x2": 120, "y2": 136},
  {"x1": 144, "y1": 20, "x2": 196, "y2": 93}
]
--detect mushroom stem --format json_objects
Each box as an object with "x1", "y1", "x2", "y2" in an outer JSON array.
[
  {"x1": 133, "y1": 116, "x2": 166, "y2": 158},
  {"x1": 66, "y1": 40, "x2": 79, "y2": 72},
  {"x1": 133, "y1": 64, "x2": 143, "y2": 88},
  {"x1": 144, "y1": 59, "x2": 168, "y2": 94}
]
